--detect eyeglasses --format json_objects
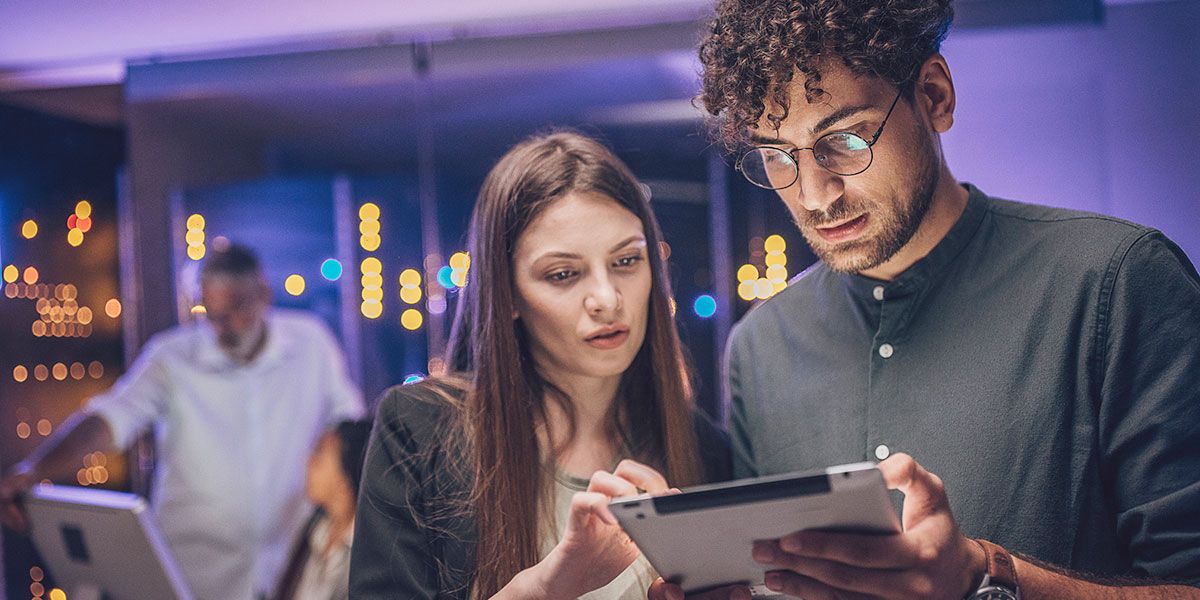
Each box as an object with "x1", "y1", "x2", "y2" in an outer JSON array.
[{"x1": 736, "y1": 90, "x2": 903, "y2": 189}]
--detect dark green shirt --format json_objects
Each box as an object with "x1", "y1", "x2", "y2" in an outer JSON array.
[{"x1": 726, "y1": 184, "x2": 1200, "y2": 583}]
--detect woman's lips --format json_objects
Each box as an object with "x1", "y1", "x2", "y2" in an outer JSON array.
[
  {"x1": 585, "y1": 329, "x2": 629, "y2": 350},
  {"x1": 814, "y1": 214, "x2": 869, "y2": 243}
]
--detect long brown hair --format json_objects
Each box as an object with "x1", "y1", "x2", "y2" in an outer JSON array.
[{"x1": 444, "y1": 130, "x2": 703, "y2": 598}]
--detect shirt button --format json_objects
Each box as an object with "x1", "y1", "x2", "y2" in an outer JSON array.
[
  {"x1": 874, "y1": 444, "x2": 891, "y2": 460},
  {"x1": 878, "y1": 343, "x2": 894, "y2": 358},
  {"x1": 873, "y1": 285, "x2": 884, "y2": 301}
]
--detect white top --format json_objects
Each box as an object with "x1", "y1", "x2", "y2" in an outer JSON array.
[
  {"x1": 87, "y1": 309, "x2": 364, "y2": 600},
  {"x1": 291, "y1": 514, "x2": 353, "y2": 600},
  {"x1": 543, "y1": 469, "x2": 658, "y2": 600}
]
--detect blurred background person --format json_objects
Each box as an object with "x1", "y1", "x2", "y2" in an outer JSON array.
[
  {"x1": 350, "y1": 131, "x2": 732, "y2": 599},
  {"x1": 273, "y1": 419, "x2": 373, "y2": 600},
  {"x1": 0, "y1": 244, "x2": 365, "y2": 600}
]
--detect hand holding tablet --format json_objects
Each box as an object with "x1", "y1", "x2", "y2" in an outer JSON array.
[{"x1": 609, "y1": 462, "x2": 900, "y2": 598}]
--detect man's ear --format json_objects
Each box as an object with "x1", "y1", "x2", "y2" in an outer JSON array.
[{"x1": 917, "y1": 54, "x2": 956, "y2": 133}]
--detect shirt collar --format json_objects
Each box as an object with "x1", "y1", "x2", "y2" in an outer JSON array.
[{"x1": 840, "y1": 183, "x2": 988, "y2": 298}]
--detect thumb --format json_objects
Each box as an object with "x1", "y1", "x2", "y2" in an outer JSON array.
[{"x1": 876, "y1": 453, "x2": 950, "y2": 529}]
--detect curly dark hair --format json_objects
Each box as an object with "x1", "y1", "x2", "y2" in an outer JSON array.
[{"x1": 698, "y1": 0, "x2": 954, "y2": 149}]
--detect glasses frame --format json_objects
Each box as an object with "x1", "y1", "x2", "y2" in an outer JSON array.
[{"x1": 736, "y1": 90, "x2": 905, "y2": 189}]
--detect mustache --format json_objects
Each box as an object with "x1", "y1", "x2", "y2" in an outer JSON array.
[{"x1": 796, "y1": 198, "x2": 866, "y2": 228}]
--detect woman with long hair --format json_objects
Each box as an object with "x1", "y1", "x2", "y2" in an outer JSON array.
[{"x1": 350, "y1": 131, "x2": 730, "y2": 599}]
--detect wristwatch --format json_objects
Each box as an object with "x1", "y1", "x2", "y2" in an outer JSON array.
[{"x1": 965, "y1": 539, "x2": 1021, "y2": 600}]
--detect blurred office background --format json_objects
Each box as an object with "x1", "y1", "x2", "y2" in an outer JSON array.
[{"x1": 1, "y1": 0, "x2": 1197, "y2": 595}]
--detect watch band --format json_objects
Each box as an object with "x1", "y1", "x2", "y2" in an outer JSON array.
[{"x1": 975, "y1": 539, "x2": 1019, "y2": 591}]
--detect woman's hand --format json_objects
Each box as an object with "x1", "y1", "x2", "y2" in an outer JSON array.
[{"x1": 499, "y1": 460, "x2": 674, "y2": 600}]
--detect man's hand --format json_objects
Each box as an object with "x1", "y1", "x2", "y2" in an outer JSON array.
[
  {"x1": 751, "y1": 453, "x2": 985, "y2": 600},
  {"x1": 0, "y1": 465, "x2": 37, "y2": 532}
]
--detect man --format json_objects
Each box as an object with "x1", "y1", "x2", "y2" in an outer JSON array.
[
  {"x1": 1, "y1": 245, "x2": 364, "y2": 599},
  {"x1": 651, "y1": 1, "x2": 1200, "y2": 599}
]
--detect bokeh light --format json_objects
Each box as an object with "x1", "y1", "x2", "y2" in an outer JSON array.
[
  {"x1": 13, "y1": 365, "x2": 28, "y2": 382},
  {"x1": 105, "y1": 298, "x2": 122, "y2": 318},
  {"x1": 402, "y1": 374, "x2": 426, "y2": 385},
  {"x1": 52, "y1": 363, "x2": 68, "y2": 381},
  {"x1": 21, "y1": 220, "x2": 38, "y2": 239},
  {"x1": 320, "y1": 259, "x2": 343, "y2": 281},
  {"x1": 186, "y1": 214, "x2": 206, "y2": 261},
  {"x1": 361, "y1": 299, "x2": 382, "y2": 319},
  {"x1": 37, "y1": 419, "x2": 52, "y2": 436},
  {"x1": 23, "y1": 266, "x2": 39, "y2": 285},
  {"x1": 3, "y1": 265, "x2": 17, "y2": 283},
  {"x1": 358, "y1": 203, "x2": 380, "y2": 221},
  {"x1": 401, "y1": 309, "x2": 423, "y2": 330},
  {"x1": 284, "y1": 274, "x2": 306, "y2": 296},
  {"x1": 16, "y1": 423, "x2": 30, "y2": 439},
  {"x1": 50, "y1": 588, "x2": 67, "y2": 600},
  {"x1": 75, "y1": 200, "x2": 93, "y2": 220},
  {"x1": 78, "y1": 306, "x2": 94, "y2": 325},
  {"x1": 67, "y1": 228, "x2": 84, "y2": 246},
  {"x1": 693, "y1": 295, "x2": 717, "y2": 318},
  {"x1": 437, "y1": 266, "x2": 454, "y2": 289},
  {"x1": 88, "y1": 361, "x2": 104, "y2": 379}
]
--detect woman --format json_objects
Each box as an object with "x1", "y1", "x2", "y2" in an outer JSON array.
[
  {"x1": 274, "y1": 419, "x2": 373, "y2": 600},
  {"x1": 350, "y1": 131, "x2": 731, "y2": 599}
]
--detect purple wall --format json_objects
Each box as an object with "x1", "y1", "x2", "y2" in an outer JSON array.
[{"x1": 941, "y1": 0, "x2": 1200, "y2": 264}]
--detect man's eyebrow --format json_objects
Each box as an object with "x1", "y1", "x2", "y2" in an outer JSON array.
[{"x1": 748, "y1": 103, "x2": 876, "y2": 147}]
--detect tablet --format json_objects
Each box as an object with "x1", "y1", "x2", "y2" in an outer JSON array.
[
  {"x1": 609, "y1": 462, "x2": 900, "y2": 597},
  {"x1": 25, "y1": 483, "x2": 194, "y2": 600}
]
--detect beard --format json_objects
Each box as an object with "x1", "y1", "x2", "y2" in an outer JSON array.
[{"x1": 795, "y1": 135, "x2": 940, "y2": 274}]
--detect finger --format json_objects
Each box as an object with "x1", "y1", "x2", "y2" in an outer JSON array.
[
  {"x1": 876, "y1": 453, "x2": 951, "y2": 529},
  {"x1": 762, "y1": 569, "x2": 880, "y2": 600},
  {"x1": 647, "y1": 578, "x2": 681, "y2": 600},
  {"x1": 612, "y1": 459, "x2": 671, "y2": 495},
  {"x1": 569, "y1": 490, "x2": 623, "y2": 527},
  {"x1": 649, "y1": 579, "x2": 750, "y2": 600},
  {"x1": 773, "y1": 528, "x2": 917, "y2": 568},
  {"x1": 587, "y1": 470, "x2": 642, "y2": 500},
  {"x1": 756, "y1": 542, "x2": 931, "y2": 598}
]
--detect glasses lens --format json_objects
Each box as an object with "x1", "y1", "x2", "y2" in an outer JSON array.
[
  {"x1": 739, "y1": 147, "x2": 798, "y2": 189},
  {"x1": 813, "y1": 133, "x2": 872, "y2": 176}
]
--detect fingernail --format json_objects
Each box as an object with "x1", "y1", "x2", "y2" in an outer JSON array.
[
  {"x1": 764, "y1": 572, "x2": 782, "y2": 591},
  {"x1": 779, "y1": 534, "x2": 803, "y2": 553},
  {"x1": 752, "y1": 542, "x2": 775, "y2": 563}
]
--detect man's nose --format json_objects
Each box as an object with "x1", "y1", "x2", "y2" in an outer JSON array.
[{"x1": 780, "y1": 156, "x2": 844, "y2": 214}]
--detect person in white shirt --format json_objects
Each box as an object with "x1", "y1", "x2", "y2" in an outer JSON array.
[{"x1": 0, "y1": 244, "x2": 365, "y2": 600}]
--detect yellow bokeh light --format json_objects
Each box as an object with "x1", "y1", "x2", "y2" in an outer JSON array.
[
  {"x1": 359, "y1": 220, "x2": 381, "y2": 236},
  {"x1": 13, "y1": 365, "x2": 28, "y2": 383},
  {"x1": 450, "y1": 269, "x2": 467, "y2": 288},
  {"x1": 400, "y1": 309, "x2": 423, "y2": 330},
  {"x1": 23, "y1": 266, "x2": 39, "y2": 285},
  {"x1": 765, "y1": 252, "x2": 787, "y2": 267},
  {"x1": 284, "y1": 274, "x2": 306, "y2": 296},
  {"x1": 361, "y1": 273, "x2": 383, "y2": 288},
  {"x1": 737, "y1": 281, "x2": 757, "y2": 301},
  {"x1": 22, "y1": 220, "x2": 38, "y2": 239},
  {"x1": 360, "y1": 235, "x2": 381, "y2": 252},
  {"x1": 774, "y1": 280, "x2": 788, "y2": 294},
  {"x1": 361, "y1": 287, "x2": 384, "y2": 302},
  {"x1": 358, "y1": 203, "x2": 380, "y2": 221},
  {"x1": 50, "y1": 588, "x2": 67, "y2": 600},
  {"x1": 669, "y1": 298, "x2": 677, "y2": 316},
  {"x1": 105, "y1": 298, "x2": 122, "y2": 318},
  {"x1": 361, "y1": 257, "x2": 382, "y2": 274},
  {"x1": 76, "y1": 200, "x2": 93, "y2": 219},
  {"x1": 3, "y1": 265, "x2": 16, "y2": 283},
  {"x1": 736, "y1": 264, "x2": 758, "y2": 283},
  {"x1": 755, "y1": 278, "x2": 775, "y2": 300},
  {"x1": 361, "y1": 300, "x2": 382, "y2": 319},
  {"x1": 185, "y1": 230, "x2": 206, "y2": 246},
  {"x1": 449, "y1": 252, "x2": 470, "y2": 270},
  {"x1": 78, "y1": 306, "x2": 94, "y2": 325},
  {"x1": 399, "y1": 268, "x2": 421, "y2": 287},
  {"x1": 764, "y1": 234, "x2": 786, "y2": 253},
  {"x1": 766, "y1": 264, "x2": 788, "y2": 283},
  {"x1": 399, "y1": 286, "x2": 422, "y2": 304},
  {"x1": 186, "y1": 214, "x2": 206, "y2": 230},
  {"x1": 187, "y1": 245, "x2": 206, "y2": 261},
  {"x1": 191, "y1": 305, "x2": 207, "y2": 316}
]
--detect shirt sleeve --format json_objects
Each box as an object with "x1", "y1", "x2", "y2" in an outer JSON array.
[
  {"x1": 83, "y1": 336, "x2": 172, "y2": 450},
  {"x1": 724, "y1": 322, "x2": 760, "y2": 479},
  {"x1": 349, "y1": 386, "x2": 460, "y2": 599},
  {"x1": 314, "y1": 319, "x2": 365, "y2": 423},
  {"x1": 1098, "y1": 230, "x2": 1200, "y2": 584}
]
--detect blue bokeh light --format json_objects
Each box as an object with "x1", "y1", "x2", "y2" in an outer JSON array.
[
  {"x1": 437, "y1": 266, "x2": 455, "y2": 288},
  {"x1": 320, "y1": 258, "x2": 343, "y2": 281},
  {"x1": 693, "y1": 294, "x2": 717, "y2": 318},
  {"x1": 403, "y1": 374, "x2": 426, "y2": 385}
]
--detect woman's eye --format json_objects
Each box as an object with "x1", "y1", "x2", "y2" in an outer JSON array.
[
  {"x1": 546, "y1": 270, "x2": 575, "y2": 282},
  {"x1": 615, "y1": 255, "x2": 643, "y2": 268}
]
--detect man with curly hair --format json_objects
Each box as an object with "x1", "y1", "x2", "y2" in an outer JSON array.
[{"x1": 649, "y1": 1, "x2": 1200, "y2": 599}]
